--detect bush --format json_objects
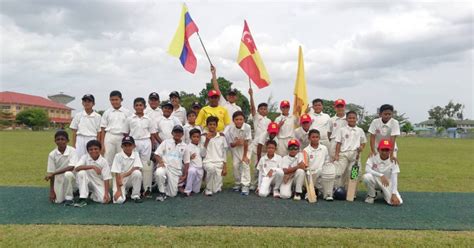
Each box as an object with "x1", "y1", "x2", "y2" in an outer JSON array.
[{"x1": 15, "y1": 108, "x2": 49, "y2": 130}]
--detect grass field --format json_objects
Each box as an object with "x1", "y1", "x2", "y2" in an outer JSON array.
[{"x1": 0, "y1": 130, "x2": 473, "y2": 246}]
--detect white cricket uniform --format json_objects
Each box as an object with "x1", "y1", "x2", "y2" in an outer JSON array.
[
  {"x1": 75, "y1": 154, "x2": 112, "y2": 203},
  {"x1": 363, "y1": 154, "x2": 403, "y2": 205},
  {"x1": 328, "y1": 115, "x2": 347, "y2": 159},
  {"x1": 249, "y1": 113, "x2": 271, "y2": 188},
  {"x1": 70, "y1": 111, "x2": 101, "y2": 158},
  {"x1": 303, "y1": 144, "x2": 335, "y2": 198},
  {"x1": 111, "y1": 151, "x2": 143, "y2": 204},
  {"x1": 101, "y1": 107, "x2": 132, "y2": 165},
  {"x1": 279, "y1": 153, "x2": 305, "y2": 199},
  {"x1": 294, "y1": 127, "x2": 310, "y2": 151},
  {"x1": 309, "y1": 111, "x2": 331, "y2": 148},
  {"x1": 184, "y1": 142, "x2": 205, "y2": 194},
  {"x1": 368, "y1": 118, "x2": 401, "y2": 156},
  {"x1": 334, "y1": 126, "x2": 367, "y2": 188},
  {"x1": 156, "y1": 115, "x2": 182, "y2": 142},
  {"x1": 224, "y1": 123, "x2": 252, "y2": 189},
  {"x1": 171, "y1": 106, "x2": 187, "y2": 125},
  {"x1": 154, "y1": 139, "x2": 190, "y2": 197},
  {"x1": 257, "y1": 133, "x2": 279, "y2": 159},
  {"x1": 257, "y1": 154, "x2": 283, "y2": 197},
  {"x1": 144, "y1": 107, "x2": 163, "y2": 123},
  {"x1": 47, "y1": 146, "x2": 77, "y2": 203},
  {"x1": 183, "y1": 123, "x2": 203, "y2": 144},
  {"x1": 202, "y1": 133, "x2": 228, "y2": 194},
  {"x1": 275, "y1": 114, "x2": 298, "y2": 156},
  {"x1": 219, "y1": 95, "x2": 242, "y2": 121}
]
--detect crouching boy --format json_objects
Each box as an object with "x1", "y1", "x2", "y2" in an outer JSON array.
[
  {"x1": 279, "y1": 139, "x2": 306, "y2": 200},
  {"x1": 257, "y1": 140, "x2": 283, "y2": 198}
]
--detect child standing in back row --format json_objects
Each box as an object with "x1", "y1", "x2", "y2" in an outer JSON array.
[
  {"x1": 275, "y1": 100, "x2": 298, "y2": 156},
  {"x1": 368, "y1": 104, "x2": 400, "y2": 161},
  {"x1": 70, "y1": 94, "x2": 101, "y2": 158}
]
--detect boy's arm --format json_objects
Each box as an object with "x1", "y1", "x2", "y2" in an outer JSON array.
[
  {"x1": 52, "y1": 166, "x2": 75, "y2": 177},
  {"x1": 256, "y1": 144, "x2": 263, "y2": 164},
  {"x1": 103, "y1": 180, "x2": 110, "y2": 203},
  {"x1": 242, "y1": 140, "x2": 249, "y2": 163},
  {"x1": 71, "y1": 129, "x2": 77, "y2": 148},
  {"x1": 248, "y1": 88, "x2": 256, "y2": 117},
  {"x1": 180, "y1": 163, "x2": 189, "y2": 183},
  {"x1": 48, "y1": 177, "x2": 55, "y2": 202},
  {"x1": 369, "y1": 134, "x2": 376, "y2": 156},
  {"x1": 100, "y1": 127, "x2": 106, "y2": 154},
  {"x1": 334, "y1": 142, "x2": 341, "y2": 161}
]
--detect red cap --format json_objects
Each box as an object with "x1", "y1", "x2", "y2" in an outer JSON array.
[
  {"x1": 334, "y1": 99, "x2": 346, "y2": 107},
  {"x1": 287, "y1": 139, "x2": 300, "y2": 148},
  {"x1": 378, "y1": 139, "x2": 392, "y2": 150},
  {"x1": 300, "y1": 114, "x2": 312, "y2": 124},
  {"x1": 267, "y1": 122, "x2": 279, "y2": 134},
  {"x1": 280, "y1": 100, "x2": 290, "y2": 108},
  {"x1": 208, "y1": 90, "x2": 220, "y2": 97}
]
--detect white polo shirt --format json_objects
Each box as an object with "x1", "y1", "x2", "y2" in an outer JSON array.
[
  {"x1": 335, "y1": 126, "x2": 367, "y2": 152},
  {"x1": 70, "y1": 111, "x2": 101, "y2": 137},
  {"x1": 224, "y1": 123, "x2": 252, "y2": 157},
  {"x1": 156, "y1": 115, "x2": 182, "y2": 141},
  {"x1": 187, "y1": 143, "x2": 204, "y2": 168},
  {"x1": 201, "y1": 133, "x2": 228, "y2": 164},
  {"x1": 257, "y1": 132, "x2": 279, "y2": 155},
  {"x1": 294, "y1": 127, "x2": 310, "y2": 150},
  {"x1": 250, "y1": 113, "x2": 271, "y2": 146},
  {"x1": 257, "y1": 154, "x2": 282, "y2": 175},
  {"x1": 328, "y1": 115, "x2": 347, "y2": 140},
  {"x1": 219, "y1": 96, "x2": 242, "y2": 120},
  {"x1": 275, "y1": 114, "x2": 298, "y2": 139},
  {"x1": 76, "y1": 154, "x2": 112, "y2": 181},
  {"x1": 309, "y1": 111, "x2": 330, "y2": 140},
  {"x1": 183, "y1": 123, "x2": 203, "y2": 144},
  {"x1": 171, "y1": 106, "x2": 187, "y2": 125},
  {"x1": 279, "y1": 152, "x2": 304, "y2": 170},
  {"x1": 368, "y1": 118, "x2": 401, "y2": 151},
  {"x1": 144, "y1": 107, "x2": 163, "y2": 123},
  {"x1": 125, "y1": 114, "x2": 156, "y2": 140},
  {"x1": 303, "y1": 144, "x2": 329, "y2": 174},
  {"x1": 101, "y1": 106, "x2": 132, "y2": 135},
  {"x1": 47, "y1": 146, "x2": 77, "y2": 173},
  {"x1": 155, "y1": 139, "x2": 190, "y2": 174},
  {"x1": 111, "y1": 151, "x2": 143, "y2": 174}
]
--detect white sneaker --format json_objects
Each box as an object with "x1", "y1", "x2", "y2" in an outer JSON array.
[
  {"x1": 365, "y1": 196, "x2": 375, "y2": 204},
  {"x1": 293, "y1": 194, "x2": 301, "y2": 201},
  {"x1": 325, "y1": 196, "x2": 334, "y2": 201},
  {"x1": 273, "y1": 190, "x2": 280, "y2": 198},
  {"x1": 205, "y1": 190, "x2": 213, "y2": 196},
  {"x1": 232, "y1": 185, "x2": 241, "y2": 192}
]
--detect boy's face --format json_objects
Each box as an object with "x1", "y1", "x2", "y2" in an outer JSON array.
[
  {"x1": 281, "y1": 106, "x2": 290, "y2": 115},
  {"x1": 301, "y1": 121, "x2": 311, "y2": 131},
  {"x1": 162, "y1": 107, "x2": 172, "y2": 117},
  {"x1": 208, "y1": 96, "x2": 219, "y2": 107},
  {"x1": 269, "y1": 132, "x2": 277, "y2": 139},
  {"x1": 227, "y1": 94, "x2": 237, "y2": 103},
  {"x1": 87, "y1": 146, "x2": 101, "y2": 160},
  {"x1": 149, "y1": 98, "x2": 160, "y2": 109},
  {"x1": 288, "y1": 146, "x2": 299, "y2": 156},
  {"x1": 192, "y1": 107, "x2": 201, "y2": 114},
  {"x1": 309, "y1": 133, "x2": 320, "y2": 145},
  {"x1": 54, "y1": 136, "x2": 68, "y2": 149},
  {"x1": 109, "y1": 96, "x2": 122, "y2": 109},
  {"x1": 134, "y1": 102, "x2": 145, "y2": 114},
  {"x1": 347, "y1": 114, "x2": 358, "y2": 127},
  {"x1": 379, "y1": 148, "x2": 391, "y2": 160},
  {"x1": 191, "y1": 133, "x2": 201, "y2": 145},
  {"x1": 335, "y1": 105, "x2": 345, "y2": 115},
  {"x1": 266, "y1": 144, "x2": 276, "y2": 156},
  {"x1": 122, "y1": 143, "x2": 135, "y2": 155},
  {"x1": 258, "y1": 106, "x2": 268, "y2": 116},
  {"x1": 82, "y1": 99, "x2": 94, "y2": 110},
  {"x1": 207, "y1": 122, "x2": 217, "y2": 132},
  {"x1": 172, "y1": 131, "x2": 184, "y2": 143},
  {"x1": 187, "y1": 114, "x2": 196, "y2": 124},
  {"x1": 312, "y1": 102, "x2": 323, "y2": 113},
  {"x1": 380, "y1": 110, "x2": 393, "y2": 123},
  {"x1": 170, "y1": 96, "x2": 180, "y2": 106},
  {"x1": 233, "y1": 115, "x2": 244, "y2": 128}
]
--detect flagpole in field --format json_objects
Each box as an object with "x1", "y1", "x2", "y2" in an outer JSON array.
[{"x1": 248, "y1": 77, "x2": 252, "y2": 89}]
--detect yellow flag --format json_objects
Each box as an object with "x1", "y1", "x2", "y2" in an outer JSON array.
[{"x1": 293, "y1": 46, "x2": 308, "y2": 116}]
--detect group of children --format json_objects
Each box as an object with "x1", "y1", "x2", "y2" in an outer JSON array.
[{"x1": 45, "y1": 67, "x2": 403, "y2": 207}]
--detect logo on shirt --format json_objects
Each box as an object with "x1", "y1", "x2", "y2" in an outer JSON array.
[
  {"x1": 345, "y1": 134, "x2": 349, "y2": 139},
  {"x1": 376, "y1": 129, "x2": 381, "y2": 134},
  {"x1": 334, "y1": 123, "x2": 337, "y2": 127},
  {"x1": 372, "y1": 164, "x2": 378, "y2": 170},
  {"x1": 263, "y1": 163, "x2": 267, "y2": 168},
  {"x1": 310, "y1": 155, "x2": 314, "y2": 159}
]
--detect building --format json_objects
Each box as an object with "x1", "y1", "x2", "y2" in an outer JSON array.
[
  {"x1": 0, "y1": 91, "x2": 73, "y2": 125},
  {"x1": 416, "y1": 119, "x2": 474, "y2": 130},
  {"x1": 48, "y1": 92, "x2": 75, "y2": 105}
]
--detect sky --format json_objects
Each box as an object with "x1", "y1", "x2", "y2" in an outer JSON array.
[{"x1": 1, "y1": 0, "x2": 472, "y2": 123}]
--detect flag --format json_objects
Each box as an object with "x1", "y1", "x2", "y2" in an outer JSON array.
[
  {"x1": 168, "y1": 4, "x2": 199, "y2": 73},
  {"x1": 293, "y1": 46, "x2": 308, "y2": 116},
  {"x1": 237, "y1": 20, "x2": 270, "y2": 89}
]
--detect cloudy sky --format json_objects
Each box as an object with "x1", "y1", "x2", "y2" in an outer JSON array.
[{"x1": 1, "y1": 0, "x2": 472, "y2": 122}]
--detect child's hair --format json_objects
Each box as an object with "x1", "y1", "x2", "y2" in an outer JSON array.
[
  {"x1": 312, "y1": 98, "x2": 323, "y2": 105},
  {"x1": 86, "y1": 140, "x2": 102, "y2": 150},
  {"x1": 189, "y1": 128, "x2": 201, "y2": 137},
  {"x1": 257, "y1": 103, "x2": 268, "y2": 109},
  {"x1": 266, "y1": 139, "x2": 277, "y2": 147},
  {"x1": 54, "y1": 130, "x2": 69, "y2": 140},
  {"x1": 187, "y1": 111, "x2": 197, "y2": 118},
  {"x1": 379, "y1": 104, "x2": 394, "y2": 113},
  {"x1": 232, "y1": 111, "x2": 245, "y2": 120},
  {"x1": 206, "y1": 116, "x2": 219, "y2": 125},
  {"x1": 133, "y1": 97, "x2": 146, "y2": 106},
  {"x1": 346, "y1": 111, "x2": 358, "y2": 118},
  {"x1": 109, "y1": 90, "x2": 123, "y2": 100},
  {"x1": 308, "y1": 129, "x2": 320, "y2": 137}
]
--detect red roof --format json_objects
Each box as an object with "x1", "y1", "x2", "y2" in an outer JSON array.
[
  {"x1": 50, "y1": 117, "x2": 72, "y2": 123},
  {"x1": 0, "y1": 91, "x2": 72, "y2": 110}
]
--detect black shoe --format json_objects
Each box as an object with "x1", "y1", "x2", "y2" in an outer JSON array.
[
  {"x1": 63, "y1": 200, "x2": 74, "y2": 206},
  {"x1": 74, "y1": 198, "x2": 87, "y2": 208}
]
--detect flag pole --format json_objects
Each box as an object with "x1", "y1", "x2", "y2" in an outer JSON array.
[
  {"x1": 196, "y1": 32, "x2": 213, "y2": 66},
  {"x1": 248, "y1": 77, "x2": 252, "y2": 89}
]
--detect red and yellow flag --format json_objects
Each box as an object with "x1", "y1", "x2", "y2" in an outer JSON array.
[
  {"x1": 237, "y1": 20, "x2": 270, "y2": 89},
  {"x1": 293, "y1": 46, "x2": 308, "y2": 116}
]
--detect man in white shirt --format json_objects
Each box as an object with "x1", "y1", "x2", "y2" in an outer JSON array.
[
  {"x1": 169, "y1": 91, "x2": 187, "y2": 125},
  {"x1": 308, "y1": 98, "x2": 331, "y2": 149},
  {"x1": 327, "y1": 99, "x2": 347, "y2": 160},
  {"x1": 256, "y1": 140, "x2": 283, "y2": 198},
  {"x1": 70, "y1": 94, "x2": 101, "y2": 158}
]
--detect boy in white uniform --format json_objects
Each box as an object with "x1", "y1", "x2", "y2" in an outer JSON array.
[
  {"x1": 327, "y1": 99, "x2": 347, "y2": 160},
  {"x1": 202, "y1": 116, "x2": 228, "y2": 196},
  {"x1": 45, "y1": 131, "x2": 77, "y2": 205},
  {"x1": 169, "y1": 91, "x2": 187, "y2": 125},
  {"x1": 308, "y1": 98, "x2": 331, "y2": 148},
  {"x1": 303, "y1": 129, "x2": 335, "y2": 201},
  {"x1": 275, "y1": 100, "x2": 298, "y2": 156},
  {"x1": 294, "y1": 114, "x2": 312, "y2": 150},
  {"x1": 211, "y1": 66, "x2": 242, "y2": 119},
  {"x1": 111, "y1": 136, "x2": 143, "y2": 204},
  {"x1": 100, "y1": 90, "x2": 132, "y2": 166},
  {"x1": 74, "y1": 140, "x2": 112, "y2": 207},
  {"x1": 184, "y1": 128, "x2": 205, "y2": 196},
  {"x1": 279, "y1": 139, "x2": 306, "y2": 200},
  {"x1": 183, "y1": 111, "x2": 202, "y2": 144},
  {"x1": 225, "y1": 111, "x2": 252, "y2": 195},
  {"x1": 145, "y1": 92, "x2": 163, "y2": 122},
  {"x1": 124, "y1": 97, "x2": 157, "y2": 197},
  {"x1": 369, "y1": 104, "x2": 400, "y2": 160},
  {"x1": 363, "y1": 139, "x2": 403, "y2": 206},
  {"x1": 257, "y1": 140, "x2": 284, "y2": 198},
  {"x1": 154, "y1": 125, "x2": 190, "y2": 201},
  {"x1": 70, "y1": 94, "x2": 101, "y2": 158},
  {"x1": 334, "y1": 111, "x2": 367, "y2": 189},
  {"x1": 156, "y1": 103, "x2": 182, "y2": 144}
]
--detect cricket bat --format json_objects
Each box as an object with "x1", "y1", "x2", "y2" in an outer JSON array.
[
  {"x1": 303, "y1": 151, "x2": 317, "y2": 203},
  {"x1": 346, "y1": 160, "x2": 360, "y2": 202}
]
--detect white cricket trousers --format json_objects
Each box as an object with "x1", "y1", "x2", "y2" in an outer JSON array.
[
  {"x1": 231, "y1": 152, "x2": 251, "y2": 188},
  {"x1": 258, "y1": 169, "x2": 284, "y2": 197},
  {"x1": 155, "y1": 166, "x2": 181, "y2": 197},
  {"x1": 363, "y1": 173, "x2": 403, "y2": 205},
  {"x1": 135, "y1": 138, "x2": 152, "y2": 191},
  {"x1": 334, "y1": 150, "x2": 359, "y2": 188},
  {"x1": 203, "y1": 161, "x2": 224, "y2": 194},
  {"x1": 113, "y1": 170, "x2": 142, "y2": 204},
  {"x1": 53, "y1": 171, "x2": 76, "y2": 203},
  {"x1": 76, "y1": 170, "x2": 109, "y2": 203},
  {"x1": 104, "y1": 133, "x2": 123, "y2": 166},
  {"x1": 75, "y1": 135, "x2": 97, "y2": 159},
  {"x1": 280, "y1": 168, "x2": 305, "y2": 199},
  {"x1": 184, "y1": 166, "x2": 204, "y2": 194}
]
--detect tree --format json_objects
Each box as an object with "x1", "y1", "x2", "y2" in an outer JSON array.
[
  {"x1": 428, "y1": 101, "x2": 464, "y2": 129},
  {"x1": 15, "y1": 108, "x2": 49, "y2": 130},
  {"x1": 401, "y1": 121, "x2": 414, "y2": 133},
  {"x1": 198, "y1": 77, "x2": 250, "y2": 116}
]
